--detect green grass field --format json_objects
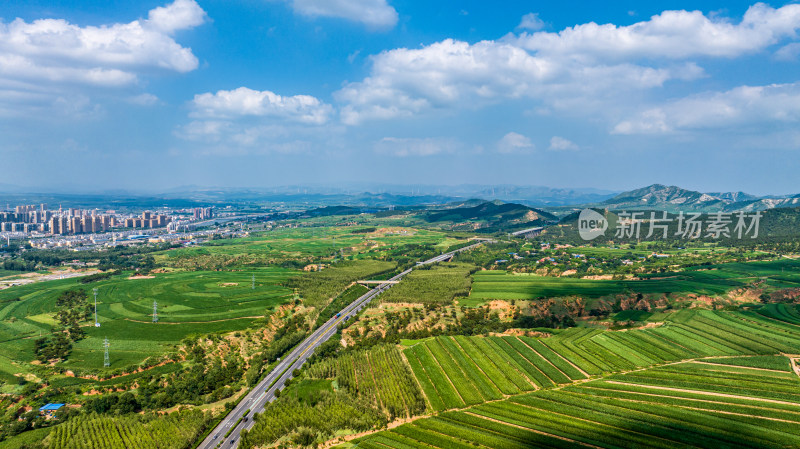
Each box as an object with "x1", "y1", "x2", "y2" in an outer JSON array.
[
  {"x1": 0, "y1": 269, "x2": 30, "y2": 278},
  {"x1": 471, "y1": 258, "x2": 800, "y2": 300},
  {"x1": 157, "y1": 225, "x2": 454, "y2": 265},
  {"x1": 0, "y1": 268, "x2": 295, "y2": 374}
]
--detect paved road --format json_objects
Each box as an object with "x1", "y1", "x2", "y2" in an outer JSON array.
[{"x1": 197, "y1": 240, "x2": 490, "y2": 449}]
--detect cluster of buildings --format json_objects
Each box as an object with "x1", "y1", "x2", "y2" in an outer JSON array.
[
  {"x1": 193, "y1": 207, "x2": 214, "y2": 220},
  {"x1": 1, "y1": 204, "x2": 179, "y2": 236},
  {"x1": 120, "y1": 211, "x2": 171, "y2": 230}
]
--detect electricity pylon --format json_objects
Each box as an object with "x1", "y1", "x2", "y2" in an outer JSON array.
[{"x1": 103, "y1": 337, "x2": 110, "y2": 367}]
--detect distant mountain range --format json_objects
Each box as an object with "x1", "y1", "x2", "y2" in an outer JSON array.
[
  {"x1": 421, "y1": 200, "x2": 556, "y2": 232},
  {"x1": 0, "y1": 183, "x2": 798, "y2": 213},
  {"x1": 595, "y1": 184, "x2": 800, "y2": 213}
]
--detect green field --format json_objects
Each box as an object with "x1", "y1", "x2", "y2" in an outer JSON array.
[
  {"x1": 379, "y1": 263, "x2": 475, "y2": 305},
  {"x1": 291, "y1": 259, "x2": 396, "y2": 310},
  {"x1": 305, "y1": 345, "x2": 426, "y2": 419},
  {"x1": 46, "y1": 410, "x2": 209, "y2": 449},
  {"x1": 240, "y1": 345, "x2": 425, "y2": 448},
  {"x1": 157, "y1": 226, "x2": 455, "y2": 266},
  {"x1": 355, "y1": 356, "x2": 800, "y2": 449},
  {"x1": 471, "y1": 258, "x2": 800, "y2": 300},
  {"x1": 355, "y1": 307, "x2": 800, "y2": 448},
  {"x1": 402, "y1": 308, "x2": 800, "y2": 413},
  {"x1": 0, "y1": 268, "x2": 295, "y2": 374}
]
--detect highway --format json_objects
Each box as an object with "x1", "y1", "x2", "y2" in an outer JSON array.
[{"x1": 197, "y1": 240, "x2": 490, "y2": 449}]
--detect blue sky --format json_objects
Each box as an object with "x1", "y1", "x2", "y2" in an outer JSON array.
[{"x1": 1, "y1": 0, "x2": 799, "y2": 195}]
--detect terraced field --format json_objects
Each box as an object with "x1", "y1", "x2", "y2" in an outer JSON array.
[
  {"x1": 354, "y1": 308, "x2": 800, "y2": 448},
  {"x1": 757, "y1": 303, "x2": 800, "y2": 324},
  {"x1": 356, "y1": 357, "x2": 800, "y2": 449},
  {"x1": 403, "y1": 335, "x2": 585, "y2": 411},
  {"x1": 471, "y1": 258, "x2": 800, "y2": 300},
  {"x1": 405, "y1": 308, "x2": 800, "y2": 411}
]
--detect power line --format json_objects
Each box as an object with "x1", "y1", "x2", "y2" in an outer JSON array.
[{"x1": 152, "y1": 300, "x2": 158, "y2": 323}]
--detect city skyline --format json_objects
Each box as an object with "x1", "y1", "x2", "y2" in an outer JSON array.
[{"x1": 2, "y1": 0, "x2": 800, "y2": 194}]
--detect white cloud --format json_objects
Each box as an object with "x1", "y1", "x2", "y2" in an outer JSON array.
[
  {"x1": 549, "y1": 136, "x2": 579, "y2": 151},
  {"x1": 175, "y1": 119, "x2": 324, "y2": 155},
  {"x1": 288, "y1": 0, "x2": 398, "y2": 28},
  {"x1": 518, "y1": 13, "x2": 545, "y2": 31},
  {"x1": 0, "y1": 0, "x2": 207, "y2": 89},
  {"x1": 513, "y1": 3, "x2": 800, "y2": 60},
  {"x1": 191, "y1": 87, "x2": 333, "y2": 125},
  {"x1": 179, "y1": 87, "x2": 341, "y2": 154},
  {"x1": 775, "y1": 42, "x2": 800, "y2": 61},
  {"x1": 336, "y1": 39, "x2": 554, "y2": 124},
  {"x1": 148, "y1": 0, "x2": 207, "y2": 33},
  {"x1": 335, "y1": 3, "x2": 800, "y2": 125},
  {"x1": 613, "y1": 82, "x2": 800, "y2": 134},
  {"x1": 0, "y1": 0, "x2": 204, "y2": 118},
  {"x1": 374, "y1": 137, "x2": 457, "y2": 157},
  {"x1": 335, "y1": 39, "x2": 700, "y2": 124},
  {"x1": 497, "y1": 132, "x2": 535, "y2": 154},
  {"x1": 128, "y1": 93, "x2": 160, "y2": 106},
  {"x1": 0, "y1": 88, "x2": 103, "y2": 119}
]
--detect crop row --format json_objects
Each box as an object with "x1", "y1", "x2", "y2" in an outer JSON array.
[
  {"x1": 401, "y1": 309, "x2": 800, "y2": 415},
  {"x1": 757, "y1": 303, "x2": 800, "y2": 325},
  {"x1": 48, "y1": 411, "x2": 208, "y2": 449},
  {"x1": 356, "y1": 357, "x2": 800, "y2": 448},
  {"x1": 539, "y1": 309, "x2": 800, "y2": 377},
  {"x1": 403, "y1": 333, "x2": 588, "y2": 411},
  {"x1": 304, "y1": 345, "x2": 425, "y2": 418}
]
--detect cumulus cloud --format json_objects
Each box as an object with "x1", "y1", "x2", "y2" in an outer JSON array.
[
  {"x1": 336, "y1": 39, "x2": 554, "y2": 124},
  {"x1": 286, "y1": 0, "x2": 398, "y2": 28},
  {"x1": 148, "y1": 0, "x2": 207, "y2": 33},
  {"x1": 374, "y1": 137, "x2": 458, "y2": 156},
  {"x1": 335, "y1": 39, "x2": 702, "y2": 124},
  {"x1": 191, "y1": 87, "x2": 333, "y2": 124},
  {"x1": 334, "y1": 3, "x2": 799, "y2": 125},
  {"x1": 549, "y1": 136, "x2": 579, "y2": 151},
  {"x1": 0, "y1": 0, "x2": 207, "y2": 89},
  {"x1": 775, "y1": 42, "x2": 800, "y2": 61},
  {"x1": 179, "y1": 87, "x2": 339, "y2": 154},
  {"x1": 497, "y1": 132, "x2": 535, "y2": 154},
  {"x1": 613, "y1": 82, "x2": 800, "y2": 134},
  {"x1": 513, "y1": 3, "x2": 800, "y2": 60},
  {"x1": 518, "y1": 13, "x2": 545, "y2": 31}
]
